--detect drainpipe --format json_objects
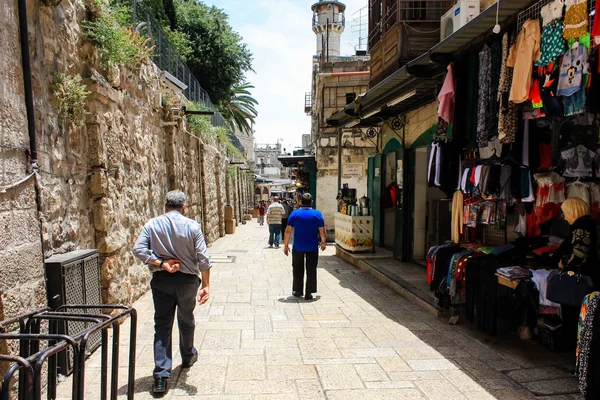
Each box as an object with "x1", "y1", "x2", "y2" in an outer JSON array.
[
  {"x1": 17, "y1": 0, "x2": 46, "y2": 263},
  {"x1": 17, "y1": 0, "x2": 37, "y2": 165},
  {"x1": 337, "y1": 127, "x2": 342, "y2": 191}
]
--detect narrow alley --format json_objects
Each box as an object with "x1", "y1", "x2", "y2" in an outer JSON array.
[{"x1": 55, "y1": 220, "x2": 580, "y2": 400}]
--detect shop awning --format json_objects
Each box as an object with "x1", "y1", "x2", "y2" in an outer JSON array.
[
  {"x1": 327, "y1": 0, "x2": 533, "y2": 129},
  {"x1": 277, "y1": 155, "x2": 316, "y2": 168}
]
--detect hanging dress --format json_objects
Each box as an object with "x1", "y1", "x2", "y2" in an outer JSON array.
[{"x1": 563, "y1": 0, "x2": 588, "y2": 39}]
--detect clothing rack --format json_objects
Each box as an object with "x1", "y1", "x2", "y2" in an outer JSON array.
[
  {"x1": 517, "y1": 0, "x2": 597, "y2": 38},
  {"x1": 517, "y1": 0, "x2": 552, "y2": 31}
]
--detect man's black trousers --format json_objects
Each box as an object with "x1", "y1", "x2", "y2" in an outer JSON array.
[
  {"x1": 151, "y1": 271, "x2": 200, "y2": 378},
  {"x1": 292, "y1": 250, "x2": 318, "y2": 295}
]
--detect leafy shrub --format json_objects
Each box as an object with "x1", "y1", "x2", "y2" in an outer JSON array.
[
  {"x1": 51, "y1": 72, "x2": 91, "y2": 127},
  {"x1": 83, "y1": 0, "x2": 154, "y2": 70}
]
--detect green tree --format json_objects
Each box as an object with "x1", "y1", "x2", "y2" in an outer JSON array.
[
  {"x1": 175, "y1": 1, "x2": 253, "y2": 104},
  {"x1": 219, "y1": 82, "x2": 258, "y2": 136}
]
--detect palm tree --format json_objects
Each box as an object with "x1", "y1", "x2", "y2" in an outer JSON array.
[{"x1": 219, "y1": 82, "x2": 258, "y2": 135}]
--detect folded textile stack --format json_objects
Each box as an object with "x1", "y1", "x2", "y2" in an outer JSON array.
[{"x1": 496, "y1": 266, "x2": 532, "y2": 281}]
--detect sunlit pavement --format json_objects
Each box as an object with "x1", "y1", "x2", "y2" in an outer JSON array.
[{"x1": 55, "y1": 219, "x2": 582, "y2": 399}]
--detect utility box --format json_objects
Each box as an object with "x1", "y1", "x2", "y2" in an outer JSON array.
[
  {"x1": 44, "y1": 249, "x2": 102, "y2": 376},
  {"x1": 225, "y1": 220, "x2": 236, "y2": 234},
  {"x1": 224, "y1": 205, "x2": 234, "y2": 221}
]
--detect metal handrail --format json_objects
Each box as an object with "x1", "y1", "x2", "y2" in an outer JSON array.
[
  {"x1": 0, "y1": 305, "x2": 137, "y2": 400},
  {"x1": 125, "y1": 0, "x2": 227, "y2": 128}
]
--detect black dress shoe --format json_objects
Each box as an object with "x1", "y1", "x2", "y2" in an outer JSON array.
[
  {"x1": 153, "y1": 377, "x2": 167, "y2": 394},
  {"x1": 305, "y1": 294, "x2": 313, "y2": 300},
  {"x1": 292, "y1": 291, "x2": 303, "y2": 298},
  {"x1": 182, "y1": 351, "x2": 198, "y2": 368}
]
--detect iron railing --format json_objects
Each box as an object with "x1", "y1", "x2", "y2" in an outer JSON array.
[
  {"x1": 368, "y1": 0, "x2": 453, "y2": 49},
  {"x1": 313, "y1": 12, "x2": 346, "y2": 28},
  {"x1": 398, "y1": 1, "x2": 453, "y2": 23},
  {"x1": 117, "y1": 0, "x2": 227, "y2": 128},
  {"x1": 0, "y1": 305, "x2": 137, "y2": 400}
]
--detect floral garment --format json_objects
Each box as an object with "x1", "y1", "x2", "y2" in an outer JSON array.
[
  {"x1": 564, "y1": 0, "x2": 588, "y2": 39},
  {"x1": 536, "y1": 20, "x2": 566, "y2": 66},
  {"x1": 477, "y1": 45, "x2": 491, "y2": 147},
  {"x1": 498, "y1": 33, "x2": 517, "y2": 143},
  {"x1": 577, "y1": 292, "x2": 600, "y2": 396}
]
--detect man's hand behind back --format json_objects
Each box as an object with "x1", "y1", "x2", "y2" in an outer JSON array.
[{"x1": 163, "y1": 259, "x2": 181, "y2": 273}]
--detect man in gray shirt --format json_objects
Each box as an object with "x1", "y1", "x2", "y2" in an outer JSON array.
[{"x1": 133, "y1": 190, "x2": 211, "y2": 394}]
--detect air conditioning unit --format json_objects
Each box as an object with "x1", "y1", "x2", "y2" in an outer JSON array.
[{"x1": 440, "y1": 0, "x2": 480, "y2": 41}]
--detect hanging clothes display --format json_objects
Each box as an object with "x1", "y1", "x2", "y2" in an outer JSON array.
[
  {"x1": 541, "y1": 0, "x2": 565, "y2": 25},
  {"x1": 451, "y1": 190, "x2": 464, "y2": 243},
  {"x1": 438, "y1": 63, "x2": 456, "y2": 124},
  {"x1": 477, "y1": 45, "x2": 492, "y2": 147},
  {"x1": 593, "y1": 0, "x2": 600, "y2": 45},
  {"x1": 577, "y1": 292, "x2": 600, "y2": 399},
  {"x1": 557, "y1": 45, "x2": 591, "y2": 97},
  {"x1": 536, "y1": 21, "x2": 566, "y2": 67},
  {"x1": 566, "y1": 180, "x2": 591, "y2": 206},
  {"x1": 561, "y1": 144, "x2": 597, "y2": 177},
  {"x1": 563, "y1": 0, "x2": 588, "y2": 39},
  {"x1": 508, "y1": 19, "x2": 542, "y2": 104},
  {"x1": 539, "y1": 62, "x2": 564, "y2": 117},
  {"x1": 498, "y1": 33, "x2": 518, "y2": 143}
]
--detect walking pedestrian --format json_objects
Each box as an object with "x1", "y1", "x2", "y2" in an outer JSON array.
[
  {"x1": 132, "y1": 190, "x2": 211, "y2": 394},
  {"x1": 258, "y1": 202, "x2": 266, "y2": 225},
  {"x1": 281, "y1": 199, "x2": 292, "y2": 233},
  {"x1": 267, "y1": 196, "x2": 285, "y2": 248},
  {"x1": 283, "y1": 193, "x2": 326, "y2": 300}
]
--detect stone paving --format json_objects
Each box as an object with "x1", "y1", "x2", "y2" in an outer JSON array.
[{"x1": 55, "y1": 220, "x2": 583, "y2": 399}]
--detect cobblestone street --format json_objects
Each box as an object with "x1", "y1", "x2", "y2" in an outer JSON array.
[{"x1": 56, "y1": 220, "x2": 582, "y2": 399}]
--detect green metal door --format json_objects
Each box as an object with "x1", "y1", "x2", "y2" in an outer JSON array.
[
  {"x1": 393, "y1": 149, "x2": 404, "y2": 259},
  {"x1": 370, "y1": 155, "x2": 383, "y2": 247},
  {"x1": 401, "y1": 148, "x2": 415, "y2": 261}
]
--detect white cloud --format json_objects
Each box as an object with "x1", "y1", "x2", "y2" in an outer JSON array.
[{"x1": 203, "y1": 0, "x2": 368, "y2": 150}]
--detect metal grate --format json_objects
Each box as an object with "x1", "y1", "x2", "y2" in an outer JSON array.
[
  {"x1": 83, "y1": 255, "x2": 102, "y2": 356},
  {"x1": 64, "y1": 261, "x2": 86, "y2": 337},
  {"x1": 518, "y1": 0, "x2": 597, "y2": 33},
  {"x1": 44, "y1": 249, "x2": 103, "y2": 375}
]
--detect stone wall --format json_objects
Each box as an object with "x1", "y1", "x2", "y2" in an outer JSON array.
[{"x1": 0, "y1": 0, "x2": 249, "y2": 319}]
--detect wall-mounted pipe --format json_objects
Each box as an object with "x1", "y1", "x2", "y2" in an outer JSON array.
[{"x1": 17, "y1": 0, "x2": 37, "y2": 164}]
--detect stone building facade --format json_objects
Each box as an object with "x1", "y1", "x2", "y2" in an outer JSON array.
[
  {"x1": 309, "y1": 55, "x2": 377, "y2": 240},
  {"x1": 0, "y1": 0, "x2": 252, "y2": 325},
  {"x1": 254, "y1": 143, "x2": 284, "y2": 178}
]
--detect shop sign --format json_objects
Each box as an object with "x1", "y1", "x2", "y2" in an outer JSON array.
[{"x1": 343, "y1": 163, "x2": 364, "y2": 178}]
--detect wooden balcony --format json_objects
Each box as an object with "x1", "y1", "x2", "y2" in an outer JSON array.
[{"x1": 368, "y1": 0, "x2": 453, "y2": 85}]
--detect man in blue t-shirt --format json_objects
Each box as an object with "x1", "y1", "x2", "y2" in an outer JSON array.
[{"x1": 283, "y1": 193, "x2": 326, "y2": 300}]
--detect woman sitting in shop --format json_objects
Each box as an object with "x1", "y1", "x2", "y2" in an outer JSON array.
[
  {"x1": 556, "y1": 198, "x2": 600, "y2": 347},
  {"x1": 557, "y1": 198, "x2": 599, "y2": 285}
]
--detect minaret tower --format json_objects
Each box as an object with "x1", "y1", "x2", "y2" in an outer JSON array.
[{"x1": 311, "y1": 1, "x2": 346, "y2": 57}]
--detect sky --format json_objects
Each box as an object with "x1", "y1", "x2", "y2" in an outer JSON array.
[{"x1": 202, "y1": 0, "x2": 368, "y2": 153}]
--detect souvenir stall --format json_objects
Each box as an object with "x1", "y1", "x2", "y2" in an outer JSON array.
[
  {"x1": 425, "y1": 0, "x2": 600, "y2": 396},
  {"x1": 335, "y1": 187, "x2": 374, "y2": 252}
]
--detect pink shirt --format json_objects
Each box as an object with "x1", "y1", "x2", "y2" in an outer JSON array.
[{"x1": 437, "y1": 63, "x2": 455, "y2": 123}]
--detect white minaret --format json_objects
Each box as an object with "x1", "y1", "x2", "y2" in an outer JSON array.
[{"x1": 312, "y1": 1, "x2": 346, "y2": 57}]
